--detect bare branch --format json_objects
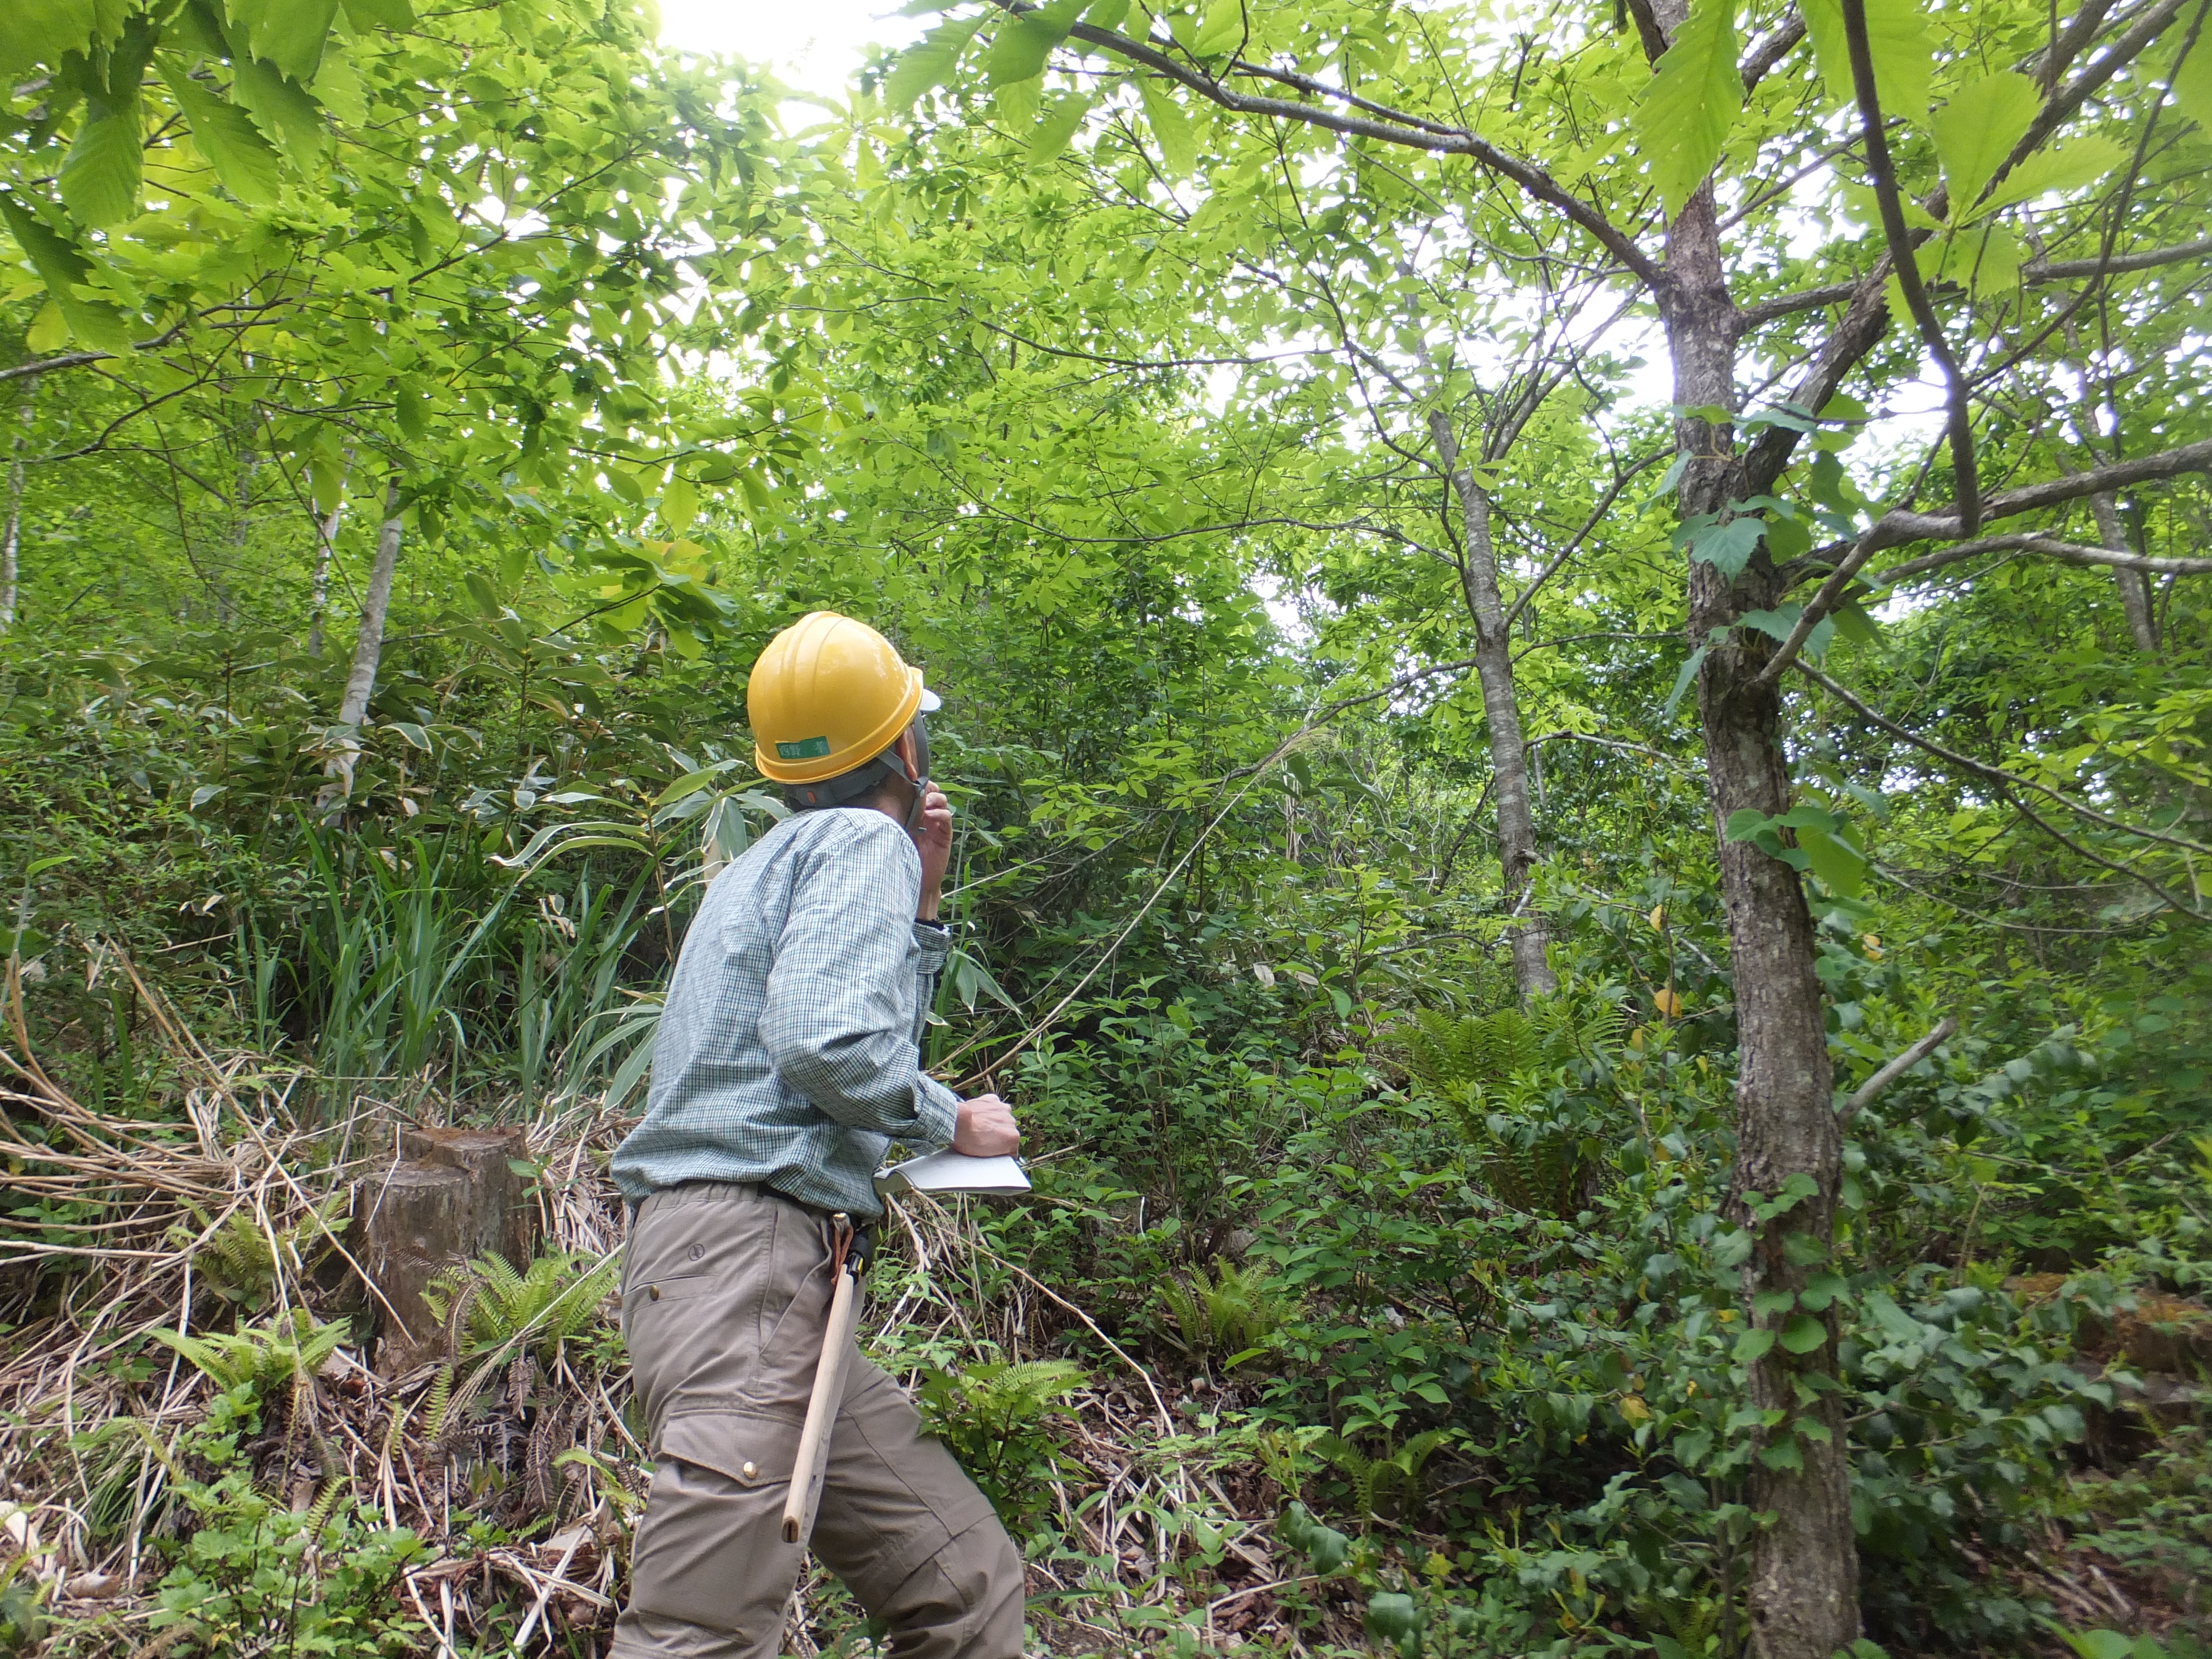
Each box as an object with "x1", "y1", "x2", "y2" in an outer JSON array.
[
  {"x1": 1857, "y1": 436, "x2": 2212, "y2": 552},
  {"x1": 1740, "y1": 13, "x2": 1809, "y2": 91},
  {"x1": 1841, "y1": 0, "x2": 1982, "y2": 532},
  {"x1": 1880, "y1": 531, "x2": 2212, "y2": 582},
  {"x1": 1838, "y1": 1017, "x2": 1957, "y2": 1127}
]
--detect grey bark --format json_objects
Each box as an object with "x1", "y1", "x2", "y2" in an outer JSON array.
[
  {"x1": 1665, "y1": 171, "x2": 1858, "y2": 1659},
  {"x1": 308, "y1": 447, "x2": 353, "y2": 659},
  {"x1": 2089, "y1": 491, "x2": 2160, "y2": 652},
  {"x1": 1428, "y1": 408, "x2": 1557, "y2": 1001},
  {"x1": 338, "y1": 480, "x2": 405, "y2": 729},
  {"x1": 0, "y1": 374, "x2": 31, "y2": 632}
]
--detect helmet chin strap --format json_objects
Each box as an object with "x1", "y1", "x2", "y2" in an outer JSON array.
[{"x1": 877, "y1": 716, "x2": 932, "y2": 833}]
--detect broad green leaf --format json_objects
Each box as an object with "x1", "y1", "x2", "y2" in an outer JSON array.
[
  {"x1": 1634, "y1": 0, "x2": 1743, "y2": 221},
  {"x1": 2172, "y1": 30, "x2": 2212, "y2": 128},
  {"x1": 1800, "y1": 0, "x2": 1934, "y2": 116},
  {"x1": 229, "y1": 0, "x2": 342, "y2": 83},
  {"x1": 1684, "y1": 514, "x2": 1765, "y2": 577},
  {"x1": 1779, "y1": 1313, "x2": 1829, "y2": 1353},
  {"x1": 1193, "y1": 0, "x2": 1245, "y2": 56},
  {"x1": 336, "y1": 0, "x2": 412, "y2": 26},
  {"x1": 885, "y1": 16, "x2": 985, "y2": 110},
  {"x1": 61, "y1": 95, "x2": 146, "y2": 228},
  {"x1": 230, "y1": 54, "x2": 326, "y2": 157},
  {"x1": 1025, "y1": 90, "x2": 1093, "y2": 169},
  {"x1": 311, "y1": 39, "x2": 368, "y2": 125},
  {"x1": 660, "y1": 475, "x2": 699, "y2": 534},
  {"x1": 1083, "y1": 0, "x2": 1130, "y2": 27},
  {"x1": 1981, "y1": 135, "x2": 2128, "y2": 213},
  {"x1": 1137, "y1": 76, "x2": 1197, "y2": 174},
  {"x1": 2066, "y1": 1635, "x2": 2134, "y2": 1659},
  {"x1": 982, "y1": 0, "x2": 1084, "y2": 85},
  {"x1": 0, "y1": 196, "x2": 134, "y2": 351},
  {"x1": 161, "y1": 63, "x2": 285, "y2": 205},
  {"x1": 0, "y1": 0, "x2": 100, "y2": 78},
  {"x1": 1930, "y1": 73, "x2": 2038, "y2": 212},
  {"x1": 24, "y1": 301, "x2": 68, "y2": 353},
  {"x1": 1733, "y1": 1327, "x2": 1776, "y2": 1363},
  {"x1": 1797, "y1": 825, "x2": 1867, "y2": 897}
]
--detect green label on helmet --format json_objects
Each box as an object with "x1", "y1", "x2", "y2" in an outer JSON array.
[{"x1": 776, "y1": 736, "x2": 833, "y2": 760}]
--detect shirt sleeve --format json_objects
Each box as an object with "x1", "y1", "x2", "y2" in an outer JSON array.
[{"x1": 759, "y1": 816, "x2": 960, "y2": 1148}]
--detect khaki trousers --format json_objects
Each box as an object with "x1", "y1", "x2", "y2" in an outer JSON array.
[{"x1": 611, "y1": 1182, "x2": 1024, "y2": 1659}]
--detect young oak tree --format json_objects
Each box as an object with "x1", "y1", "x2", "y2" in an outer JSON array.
[{"x1": 888, "y1": 0, "x2": 2212, "y2": 1652}]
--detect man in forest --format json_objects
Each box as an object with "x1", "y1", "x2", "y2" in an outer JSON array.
[{"x1": 609, "y1": 611, "x2": 1025, "y2": 1659}]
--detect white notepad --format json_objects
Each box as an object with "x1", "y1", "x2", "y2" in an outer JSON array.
[{"x1": 873, "y1": 1149, "x2": 1033, "y2": 1198}]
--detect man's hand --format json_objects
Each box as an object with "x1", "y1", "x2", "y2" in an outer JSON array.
[
  {"x1": 912, "y1": 783, "x2": 953, "y2": 920},
  {"x1": 952, "y1": 1093, "x2": 1020, "y2": 1156}
]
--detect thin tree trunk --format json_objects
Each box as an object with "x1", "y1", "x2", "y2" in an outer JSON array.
[
  {"x1": 1, "y1": 374, "x2": 36, "y2": 631},
  {"x1": 2089, "y1": 491, "x2": 2160, "y2": 651},
  {"x1": 339, "y1": 481, "x2": 405, "y2": 728},
  {"x1": 1428, "y1": 409, "x2": 1557, "y2": 1001},
  {"x1": 1664, "y1": 161, "x2": 1857, "y2": 1659},
  {"x1": 309, "y1": 447, "x2": 354, "y2": 659}
]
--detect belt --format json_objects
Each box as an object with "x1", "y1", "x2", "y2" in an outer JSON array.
[{"x1": 651, "y1": 1179, "x2": 877, "y2": 1267}]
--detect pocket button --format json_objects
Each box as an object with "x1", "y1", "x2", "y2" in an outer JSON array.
[{"x1": 649, "y1": 1285, "x2": 663, "y2": 1301}]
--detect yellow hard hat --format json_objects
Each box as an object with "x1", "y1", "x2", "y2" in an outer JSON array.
[{"x1": 748, "y1": 611, "x2": 939, "y2": 784}]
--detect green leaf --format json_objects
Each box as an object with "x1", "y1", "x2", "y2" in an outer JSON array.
[
  {"x1": 660, "y1": 475, "x2": 699, "y2": 535},
  {"x1": 162, "y1": 62, "x2": 285, "y2": 205},
  {"x1": 1981, "y1": 135, "x2": 2128, "y2": 213},
  {"x1": 885, "y1": 16, "x2": 986, "y2": 109},
  {"x1": 0, "y1": 196, "x2": 133, "y2": 351},
  {"x1": 310, "y1": 40, "x2": 367, "y2": 125},
  {"x1": 1733, "y1": 1327, "x2": 1777, "y2": 1363},
  {"x1": 230, "y1": 54, "x2": 327, "y2": 158},
  {"x1": 1779, "y1": 1313, "x2": 1828, "y2": 1354},
  {"x1": 1800, "y1": 0, "x2": 1934, "y2": 116},
  {"x1": 1930, "y1": 72, "x2": 2039, "y2": 212},
  {"x1": 0, "y1": 0, "x2": 101, "y2": 78},
  {"x1": 465, "y1": 571, "x2": 500, "y2": 616},
  {"x1": 1796, "y1": 824, "x2": 1867, "y2": 897},
  {"x1": 61, "y1": 94, "x2": 145, "y2": 228},
  {"x1": 337, "y1": 0, "x2": 412, "y2": 25},
  {"x1": 229, "y1": 0, "x2": 342, "y2": 83},
  {"x1": 1083, "y1": 0, "x2": 1130, "y2": 27},
  {"x1": 1684, "y1": 514, "x2": 1765, "y2": 577},
  {"x1": 1663, "y1": 644, "x2": 1708, "y2": 719},
  {"x1": 2172, "y1": 29, "x2": 2212, "y2": 129},
  {"x1": 1025, "y1": 90, "x2": 1093, "y2": 169},
  {"x1": 982, "y1": 0, "x2": 1083, "y2": 85},
  {"x1": 1635, "y1": 0, "x2": 1743, "y2": 221},
  {"x1": 1137, "y1": 76, "x2": 1197, "y2": 174},
  {"x1": 1193, "y1": 0, "x2": 1244, "y2": 56},
  {"x1": 1760, "y1": 1436, "x2": 1803, "y2": 1471},
  {"x1": 2067, "y1": 1635, "x2": 2135, "y2": 1659}
]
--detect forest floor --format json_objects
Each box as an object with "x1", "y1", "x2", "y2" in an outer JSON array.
[{"x1": 1, "y1": 984, "x2": 2206, "y2": 1657}]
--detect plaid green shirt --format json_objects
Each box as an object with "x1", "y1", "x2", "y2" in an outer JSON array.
[{"x1": 611, "y1": 807, "x2": 961, "y2": 1217}]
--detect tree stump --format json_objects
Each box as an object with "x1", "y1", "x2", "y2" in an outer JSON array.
[
  {"x1": 397, "y1": 1125, "x2": 537, "y2": 1270},
  {"x1": 360, "y1": 1125, "x2": 540, "y2": 1376}
]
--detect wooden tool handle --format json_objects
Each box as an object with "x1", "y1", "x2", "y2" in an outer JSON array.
[{"x1": 780, "y1": 1263, "x2": 860, "y2": 1545}]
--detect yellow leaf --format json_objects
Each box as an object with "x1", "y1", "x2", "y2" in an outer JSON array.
[
  {"x1": 1653, "y1": 988, "x2": 1684, "y2": 1019},
  {"x1": 1647, "y1": 904, "x2": 1666, "y2": 930},
  {"x1": 1619, "y1": 1395, "x2": 1650, "y2": 1422}
]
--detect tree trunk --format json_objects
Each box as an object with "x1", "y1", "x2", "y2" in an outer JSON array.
[
  {"x1": 2089, "y1": 491, "x2": 2160, "y2": 652},
  {"x1": 0, "y1": 374, "x2": 35, "y2": 631},
  {"x1": 308, "y1": 447, "x2": 353, "y2": 659},
  {"x1": 1428, "y1": 409, "x2": 1557, "y2": 1002},
  {"x1": 338, "y1": 480, "x2": 405, "y2": 728},
  {"x1": 1665, "y1": 171, "x2": 1857, "y2": 1659}
]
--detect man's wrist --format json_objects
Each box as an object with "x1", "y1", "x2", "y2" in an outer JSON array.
[{"x1": 916, "y1": 891, "x2": 942, "y2": 922}]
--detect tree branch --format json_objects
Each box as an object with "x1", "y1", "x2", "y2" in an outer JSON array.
[
  {"x1": 1838, "y1": 1017, "x2": 1956, "y2": 1126},
  {"x1": 1879, "y1": 531, "x2": 2212, "y2": 582},
  {"x1": 1044, "y1": 8, "x2": 1668, "y2": 290},
  {"x1": 1793, "y1": 662, "x2": 2212, "y2": 858},
  {"x1": 1854, "y1": 435, "x2": 2212, "y2": 552},
  {"x1": 1841, "y1": 0, "x2": 1982, "y2": 533}
]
